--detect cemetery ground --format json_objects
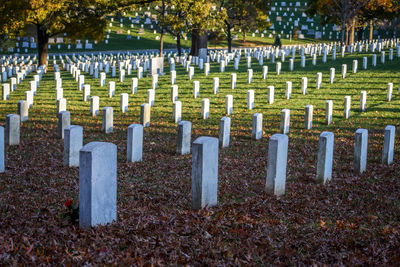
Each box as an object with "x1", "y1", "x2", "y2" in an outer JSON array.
[{"x1": 1, "y1": 51, "x2": 400, "y2": 264}]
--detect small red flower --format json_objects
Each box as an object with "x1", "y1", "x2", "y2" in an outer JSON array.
[{"x1": 64, "y1": 199, "x2": 73, "y2": 208}]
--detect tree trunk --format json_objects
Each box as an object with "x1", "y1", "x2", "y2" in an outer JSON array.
[
  {"x1": 160, "y1": 28, "x2": 164, "y2": 56},
  {"x1": 243, "y1": 31, "x2": 246, "y2": 43},
  {"x1": 357, "y1": 27, "x2": 363, "y2": 41},
  {"x1": 226, "y1": 22, "x2": 232, "y2": 53},
  {"x1": 341, "y1": 19, "x2": 346, "y2": 44},
  {"x1": 160, "y1": 0, "x2": 165, "y2": 56},
  {"x1": 349, "y1": 18, "x2": 356, "y2": 45},
  {"x1": 37, "y1": 24, "x2": 49, "y2": 66},
  {"x1": 177, "y1": 33, "x2": 182, "y2": 56},
  {"x1": 190, "y1": 29, "x2": 208, "y2": 56},
  {"x1": 369, "y1": 20, "x2": 374, "y2": 41}
]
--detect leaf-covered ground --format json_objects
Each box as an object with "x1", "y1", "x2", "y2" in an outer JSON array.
[{"x1": 0, "y1": 48, "x2": 399, "y2": 265}]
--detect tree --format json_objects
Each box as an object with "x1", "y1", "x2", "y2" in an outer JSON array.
[
  {"x1": 360, "y1": 0, "x2": 400, "y2": 40},
  {"x1": 0, "y1": 0, "x2": 113, "y2": 66},
  {"x1": 219, "y1": 0, "x2": 271, "y2": 52},
  {"x1": 162, "y1": 0, "x2": 190, "y2": 56},
  {"x1": 182, "y1": 0, "x2": 226, "y2": 56},
  {"x1": 306, "y1": 0, "x2": 372, "y2": 44}
]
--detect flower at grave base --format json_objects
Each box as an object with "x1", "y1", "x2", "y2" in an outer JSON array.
[{"x1": 64, "y1": 199, "x2": 73, "y2": 208}]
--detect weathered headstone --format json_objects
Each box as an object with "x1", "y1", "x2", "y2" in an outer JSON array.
[
  {"x1": 100, "y1": 72, "x2": 106, "y2": 87},
  {"x1": 266, "y1": 134, "x2": 288, "y2": 196},
  {"x1": 301, "y1": 77, "x2": 307, "y2": 95},
  {"x1": 387, "y1": 83, "x2": 393, "y2": 101},
  {"x1": 83, "y1": 85, "x2": 90, "y2": 101},
  {"x1": 0, "y1": 126, "x2": 4, "y2": 173},
  {"x1": 2, "y1": 84, "x2": 10, "y2": 100},
  {"x1": 201, "y1": 98, "x2": 210, "y2": 119},
  {"x1": 171, "y1": 85, "x2": 178, "y2": 103},
  {"x1": 25, "y1": 91, "x2": 33, "y2": 108},
  {"x1": 219, "y1": 117, "x2": 231, "y2": 148},
  {"x1": 57, "y1": 111, "x2": 70, "y2": 139},
  {"x1": 305, "y1": 105, "x2": 313, "y2": 129},
  {"x1": 316, "y1": 72, "x2": 322, "y2": 89},
  {"x1": 231, "y1": 73, "x2": 237, "y2": 89},
  {"x1": 354, "y1": 129, "x2": 368, "y2": 173},
  {"x1": 120, "y1": 93, "x2": 129, "y2": 113},
  {"x1": 247, "y1": 69, "x2": 253, "y2": 84},
  {"x1": 213, "y1": 77, "x2": 219, "y2": 94},
  {"x1": 64, "y1": 125, "x2": 83, "y2": 167},
  {"x1": 268, "y1": 86, "x2": 274, "y2": 104},
  {"x1": 382, "y1": 125, "x2": 395, "y2": 165},
  {"x1": 225, "y1": 95, "x2": 233, "y2": 115},
  {"x1": 5, "y1": 114, "x2": 20, "y2": 146},
  {"x1": 247, "y1": 90, "x2": 255, "y2": 110},
  {"x1": 173, "y1": 101, "x2": 182, "y2": 123},
  {"x1": 325, "y1": 100, "x2": 333, "y2": 125},
  {"x1": 150, "y1": 56, "x2": 164, "y2": 75},
  {"x1": 192, "y1": 137, "x2": 219, "y2": 209},
  {"x1": 101, "y1": 107, "x2": 113, "y2": 133},
  {"x1": 147, "y1": 89, "x2": 155, "y2": 107},
  {"x1": 263, "y1": 66, "x2": 268, "y2": 79},
  {"x1": 90, "y1": 96, "x2": 100, "y2": 117},
  {"x1": 280, "y1": 109, "x2": 290, "y2": 134},
  {"x1": 285, "y1": 81, "x2": 292, "y2": 99},
  {"x1": 57, "y1": 98, "x2": 67, "y2": 113},
  {"x1": 109, "y1": 81, "x2": 115, "y2": 98},
  {"x1": 344, "y1": 96, "x2": 351, "y2": 119},
  {"x1": 140, "y1": 103, "x2": 151, "y2": 127},
  {"x1": 252, "y1": 113, "x2": 263, "y2": 140},
  {"x1": 193, "y1": 81, "x2": 200, "y2": 98},
  {"x1": 316, "y1": 131, "x2": 334, "y2": 184},
  {"x1": 79, "y1": 142, "x2": 117, "y2": 229},
  {"x1": 131, "y1": 78, "x2": 138, "y2": 94},
  {"x1": 127, "y1": 124, "x2": 143, "y2": 162},
  {"x1": 177, "y1": 121, "x2": 192, "y2": 155},
  {"x1": 329, "y1": 68, "x2": 335, "y2": 83},
  {"x1": 360, "y1": 91, "x2": 367, "y2": 112},
  {"x1": 18, "y1": 100, "x2": 29, "y2": 122}
]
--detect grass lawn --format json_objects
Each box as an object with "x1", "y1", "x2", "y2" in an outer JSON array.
[{"x1": 0, "y1": 48, "x2": 399, "y2": 264}]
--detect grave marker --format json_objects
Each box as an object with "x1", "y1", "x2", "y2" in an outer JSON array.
[
  {"x1": 79, "y1": 142, "x2": 117, "y2": 229},
  {"x1": 127, "y1": 124, "x2": 143, "y2": 162},
  {"x1": 64, "y1": 125, "x2": 83, "y2": 167},
  {"x1": 316, "y1": 131, "x2": 334, "y2": 184},
  {"x1": 177, "y1": 121, "x2": 192, "y2": 155},
  {"x1": 266, "y1": 134, "x2": 288, "y2": 196},
  {"x1": 192, "y1": 137, "x2": 219, "y2": 209}
]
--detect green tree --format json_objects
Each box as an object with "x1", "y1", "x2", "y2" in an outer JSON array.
[
  {"x1": 162, "y1": 0, "x2": 190, "y2": 56},
  {"x1": 360, "y1": 0, "x2": 400, "y2": 40},
  {"x1": 306, "y1": 0, "x2": 371, "y2": 44},
  {"x1": 183, "y1": 0, "x2": 226, "y2": 56},
  {"x1": 0, "y1": 0, "x2": 113, "y2": 66},
  {"x1": 219, "y1": 0, "x2": 271, "y2": 52}
]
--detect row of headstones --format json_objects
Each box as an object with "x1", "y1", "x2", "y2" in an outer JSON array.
[
  {"x1": 51, "y1": 53, "x2": 398, "y2": 122},
  {"x1": 6, "y1": 47, "x2": 395, "y2": 129},
  {"x1": 53, "y1": 39, "x2": 398, "y2": 85},
  {"x1": 22, "y1": 122, "x2": 394, "y2": 228},
  {"x1": 2, "y1": 43, "x2": 394, "y2": 121},
  {"x1": 1, "y1": 67, "x2": 44, "y2": 105},
  {"x1": 5, "y1": 46, "x2": 391, "y2": 107}
]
